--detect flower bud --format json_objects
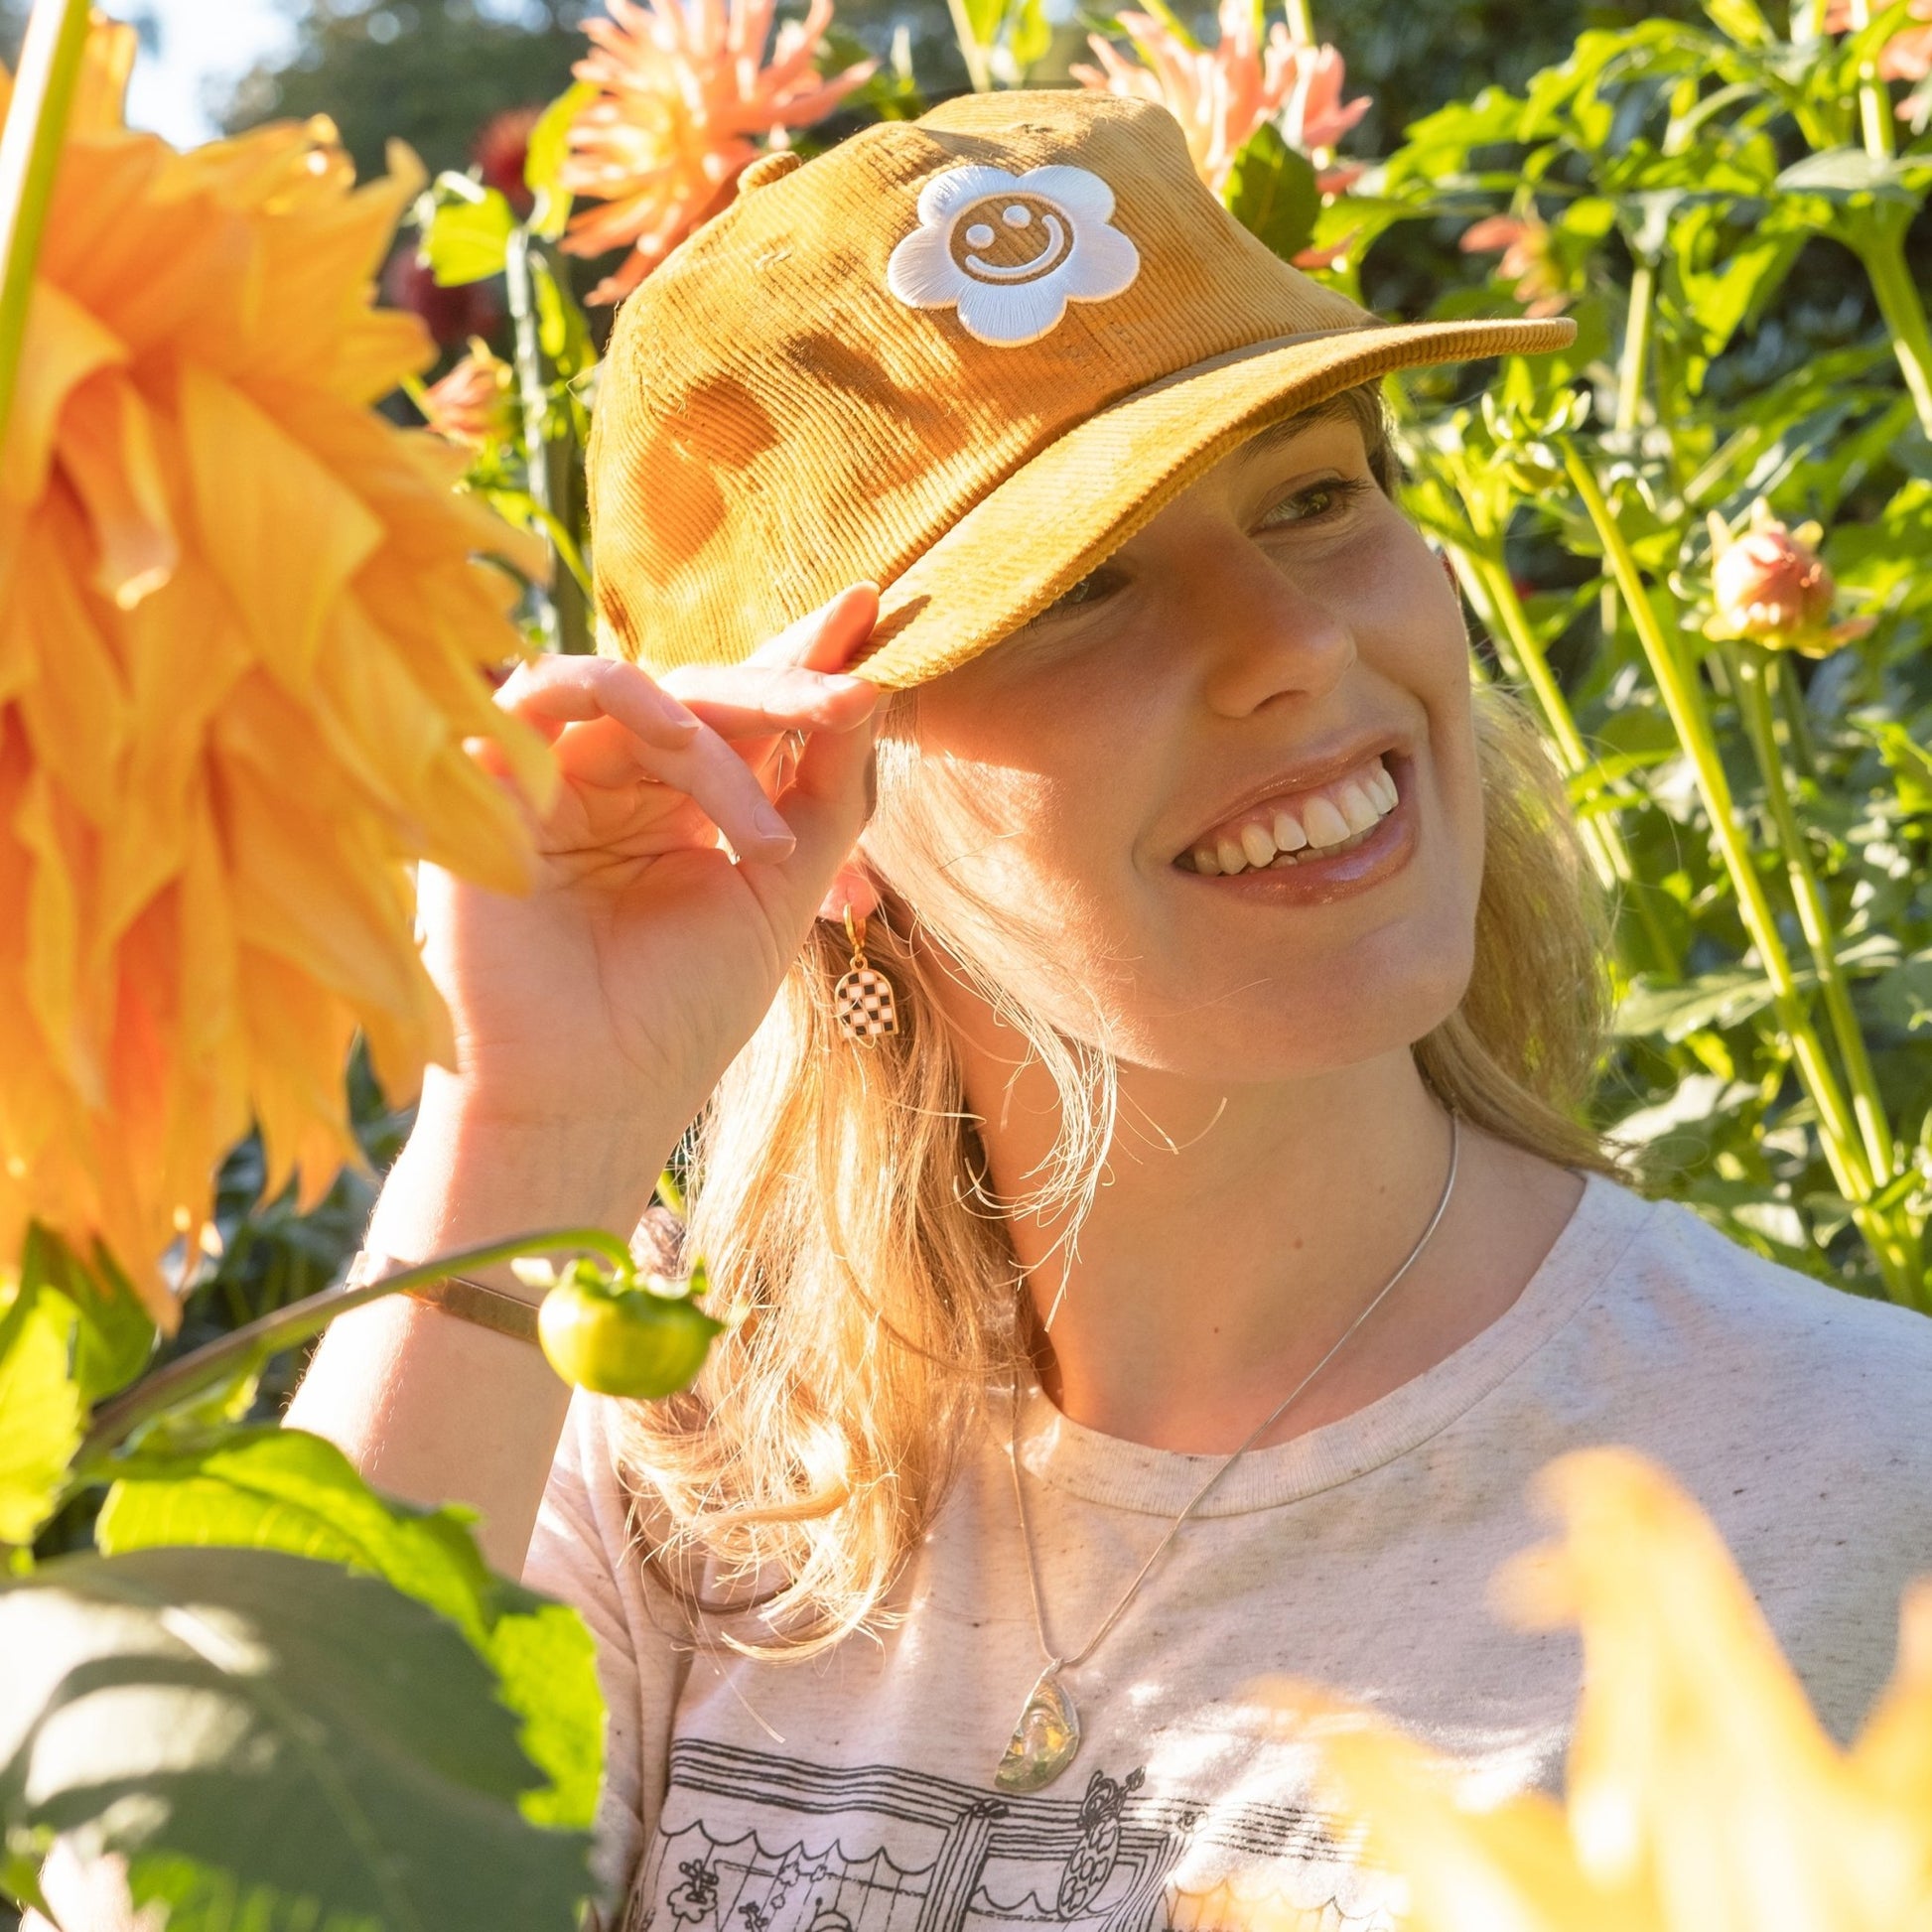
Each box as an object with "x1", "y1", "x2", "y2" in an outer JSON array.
[
  {"x1": 1705, "y1": 503, "x2": 1872, "y2": 657},
  {"x1": 419, "y1": 341, "x2": 516, "y2": 450}
]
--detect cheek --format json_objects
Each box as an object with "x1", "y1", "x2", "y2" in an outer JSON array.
[{"x1": 871, "y1": 667, "x2": 1179, "y2": 1029}]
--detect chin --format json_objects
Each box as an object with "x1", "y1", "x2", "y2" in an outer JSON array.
[{"x1": 1111, "y1": 924, "x2": 1477, "y2": 1081}]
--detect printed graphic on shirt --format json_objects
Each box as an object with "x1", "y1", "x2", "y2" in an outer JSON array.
[{"x1": 620, "y1": 1739, "x2": 1394, "y2": 1932}]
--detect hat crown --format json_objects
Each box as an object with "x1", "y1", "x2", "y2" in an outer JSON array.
[{"x1": 588, "y1": 92, "x2": 1370, "y2": 671}]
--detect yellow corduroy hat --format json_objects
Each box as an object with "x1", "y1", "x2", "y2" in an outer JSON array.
[{"x1": 588, "y1": 90, "x2": 1575, "y2": 688}]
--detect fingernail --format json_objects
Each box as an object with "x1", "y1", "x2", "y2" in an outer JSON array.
[{"x1": 754, "y1": 803, "x2": 794, "y2": 844}]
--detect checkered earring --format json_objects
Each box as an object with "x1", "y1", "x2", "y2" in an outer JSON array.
[{"x1": 834, "y1": 907, "x2": 900, "y2": 1046}]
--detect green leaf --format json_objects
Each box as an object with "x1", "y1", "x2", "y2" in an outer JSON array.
[
  {"x1": 1702, "y1": 0, "x2": 1774, "y2": 47},
  {"x1": 1775, "y1": 146, "x2": 1932, "y2": 205},
  {"x1": 523, "y1": 81, "x2": 596, "y2": 240},
  {"x1": 529, "y1": 250, "x2": 595, "y2": 377},
  {"x1": 1616, "y1": 966, "x2": 1782, "y2": 1039},
  {"x1": 423, "y1": 184, "x2": 517, "y2": 287},
  {"x1": 21, "y1": 1225, "x2": 156, "y2": 1404},
  {"x1": 961, "y1": 0, "x2": 1003, "y2": 51},
  {"x1": 0, "y1": 1546, "x2": 592, "y2": 1930},
  {"x1": 0, "y1": 1286, "x2": 82, "y2": 1546},
  {"x1": 1222, "y1": 125, "x2": 1321, "y2": 264},
  {"x1": 1871, "y1": 953, "x2": 1932, "y2": 1035},
  {"x1": 1007, "y1": 0, "x2": 1051, "y2": 71},
  {"x1": 96, "y1": 1426, "x2": 604, "y2": 1830}
]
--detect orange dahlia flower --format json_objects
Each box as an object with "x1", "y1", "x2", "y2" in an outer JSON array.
[
  {"x1": 1267, "y1": 1450, "x2": 1932, "y2": 1931},
  {"x1": 559, "y1": 0, "x2": 875, "y2": 304},
  {"x1": 0, "y1": 25, "x2": 554, "y2": 1323},
  {"x1": 1070, "y1": 0, "x2": 1368, "y2": 199}
]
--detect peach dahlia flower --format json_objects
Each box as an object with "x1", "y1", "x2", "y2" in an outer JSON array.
[
  {"x1": 560, "y1": 0, "x2": 875, "y2": 304},
  {"x1": 1459, "y1": 211, "x2": 1571, "y2": 318},
  {"x1": 0, "y1": 26, "x2": 553, "y2": 1320},
  {"x1": 1825, "y1": 0, "x2": 1932, "y2": 84},
  {"x1": 1070, "y1": 0, "x2": 1369, "y2": 199}
]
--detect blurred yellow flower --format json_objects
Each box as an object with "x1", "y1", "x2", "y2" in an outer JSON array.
[
  {"x1": 1070, "y1": 0, "x2": 1368, "y2": 199},
  {"x1": 1266, "y1": 1449, "x2": 1932, "y2": 1931},
  {"x1": 560, "y1": 0, "x2": 875, "y2": 304},
  {"x1": 0, "y1": 25, "x2": 555, "y2": 1323}
]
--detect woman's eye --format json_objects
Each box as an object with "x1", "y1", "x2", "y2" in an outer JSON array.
[
  {"x1": 1256, "y1": 475, "x2": 1370, "y2": 531},
  {"x1": 1031, "y1": 564, "x2": 1125, "y2": 623}
]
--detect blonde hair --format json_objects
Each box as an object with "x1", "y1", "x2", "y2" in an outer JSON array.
[{"x1": 613, "y1": 388, "x2": 1617, "y2": 1657}]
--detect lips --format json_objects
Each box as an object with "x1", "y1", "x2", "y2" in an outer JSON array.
[{"x1": 1177, "y1": 752, "x2": 1401, "y2": 876}]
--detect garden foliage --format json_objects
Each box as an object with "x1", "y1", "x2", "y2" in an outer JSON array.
[{"x1": 0, "y1": 0, "x2": 1929, "y2": 1925}]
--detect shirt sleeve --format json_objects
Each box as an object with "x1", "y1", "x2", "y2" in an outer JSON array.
[{"x1": 523, "y1": 1389, "x2": 692, "y2": 1919}]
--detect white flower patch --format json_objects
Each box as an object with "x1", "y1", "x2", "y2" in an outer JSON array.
[{"x1": 886, "y1": 164, "x2": 1140, "y2": 346}]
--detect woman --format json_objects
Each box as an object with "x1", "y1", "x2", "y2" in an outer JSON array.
[{"x1": 293, "y1": 91, "x2": 1932, "y2": 1932}]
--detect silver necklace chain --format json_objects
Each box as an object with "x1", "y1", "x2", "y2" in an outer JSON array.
[{"x1": 1007, "y1": 1110, "x2": 1461, "y2": 1677}]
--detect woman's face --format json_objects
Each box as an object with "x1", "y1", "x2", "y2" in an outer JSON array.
[{"x1": 871, "y1": 405, "x2": 1486, "y2": 1082}]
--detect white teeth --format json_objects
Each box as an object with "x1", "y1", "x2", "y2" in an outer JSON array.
[
  {"x1": 1337, "y1": 781, "x2": 1380, "y2": 835},
  {"x1": 1371, "y1": 766, "x2": 1398, "y2": 811},
  {"x1": 1216, "y1": 837, "x2": 1248, "y2": 875},
  {"x1": 1272, "y1": 809, "x2": 1309, "y2": 852},
  {"x1": 1302, "y1": 795, "x2": 1351, "y2": 847},
  {"x1": 1240, "y1": 822, "x2": 1276, "y2": 869},
  {"x1": 1193, "y1": 845, "x2": 1222, "y2": 876}
]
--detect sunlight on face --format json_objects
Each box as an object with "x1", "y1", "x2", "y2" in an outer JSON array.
[{"x1": 867, "y1": 408, "x2": 1487, "y2": 1082}]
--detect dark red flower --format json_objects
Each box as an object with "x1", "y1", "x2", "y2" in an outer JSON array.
[
  {"x1": 382, "y1": 247, "x2": 502, "y2": 346},
  {"x1": 476, "y1": 105, "x2": 545, "y2": 216}
]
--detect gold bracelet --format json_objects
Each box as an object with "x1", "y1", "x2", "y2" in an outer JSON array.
[{"x1": 345, "y1": 1252, "x2": 543, "y2": 1346}]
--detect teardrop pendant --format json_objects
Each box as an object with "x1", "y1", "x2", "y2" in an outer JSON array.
[{"x1": 994, "y1": 1664, "x2": 1081, "y2": 1792}]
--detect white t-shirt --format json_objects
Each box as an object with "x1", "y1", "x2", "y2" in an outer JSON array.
[{"x1": 523, "y1": 1173, "x2": 1932, "y2": 1932}]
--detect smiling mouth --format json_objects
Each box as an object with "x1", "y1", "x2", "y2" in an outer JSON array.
[
  {"x1": 1176, "y1": 754, "x2": 1401, "y2": 876},
  {"x1": 963, "y1": 213, "x2": 1069, "y2": 281}
]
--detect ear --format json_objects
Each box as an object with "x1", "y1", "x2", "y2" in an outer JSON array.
[{"x1": 816, "y1": 856, "x2": 881, "y2": 926}]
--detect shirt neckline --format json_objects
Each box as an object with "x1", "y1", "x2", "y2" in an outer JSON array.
[{"x1": 1011, "y1": 1169, "x2": 1657, "y2": 1518}]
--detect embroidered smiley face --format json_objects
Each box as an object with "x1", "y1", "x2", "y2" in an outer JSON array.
[{"x1": 886, "y1": 164, "x2": 1141, "y2": 346}]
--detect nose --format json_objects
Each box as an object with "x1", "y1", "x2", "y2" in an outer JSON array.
[{"x1": 1180, "y1": 517, "x2": 1357, "y2": 719}]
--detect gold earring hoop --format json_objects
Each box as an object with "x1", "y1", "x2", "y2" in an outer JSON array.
[{"x1": 834, "y1": 904, "x2": 900, "y2": 1045}]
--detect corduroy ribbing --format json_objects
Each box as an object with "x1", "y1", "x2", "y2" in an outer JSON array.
[{"x1": 588, "y1": 91, "x2": 1576, "y2": 685}]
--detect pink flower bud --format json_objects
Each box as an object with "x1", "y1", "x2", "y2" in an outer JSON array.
[
  {"x1": 420, "y1": 342, "x2": 516, "y2": 449},
  {"x1": 1712, "y1": 521, "x2": 1835, "y2": 642},
  {"x1": 1706, "y1": 507, "x2": 1873, "y2": 656}
]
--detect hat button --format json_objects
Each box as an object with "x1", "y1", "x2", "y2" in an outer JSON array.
[{"x1": 740, "y1": 149, "x2": 805, "y2": 193}]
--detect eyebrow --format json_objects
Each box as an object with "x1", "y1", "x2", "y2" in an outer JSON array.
[{"x1": 1236, "y1": 398, "x2": 1359, "y2": 467}]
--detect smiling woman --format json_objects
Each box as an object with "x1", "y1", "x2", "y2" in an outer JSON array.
[{"x1": 289, "y1": 84, "x2": 1932, "y2": 1932}]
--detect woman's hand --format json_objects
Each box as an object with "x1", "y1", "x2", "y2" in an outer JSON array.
[{"x1": 421, "y1": 584, "x2": 883, "y2": 1137}]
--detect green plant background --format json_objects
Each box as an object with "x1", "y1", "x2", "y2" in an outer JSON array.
[{"x1": 4, "y1": 0, "x2": 1931, "y2": 1926}]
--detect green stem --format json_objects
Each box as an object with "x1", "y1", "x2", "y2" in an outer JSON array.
[
  {"x1": 75, "y1": 1226, "x2": 634, "y2": 1466},
  {"x1": 1849, "y1": 0, "x2": 1899, "y2": 159},
  {"x1": 1616, "y1": 258, "x2": 1656, "y2": 435},
  {"x1": 0, "y1": 0, "x2": 92, "y2": 452},
  {"x1": 942, "y1": 0, "x2": 993, "y2": 92},
  {"x1": 1569, "y1": 448, "x2": 1924, "y2": 1303},
  {"x1": 1565, "y1": 463, "x2": 1854, "y2": 1168},
  {"x1": 504, "y1": 226, "x2": 562, "y2": 649},
  {"x1": 1282, "y1": 0, "x2": 1315, "y2": 39},
  {"x1": 1730, "y1": 647, "x2": 1898, "y2": 1185},
  {"x1": 1454, "y1": 546, "x2": 1679, "y2": 974},
  {"x1": 1854, "y1": 220, "x2": 1932, "y2": 439}
]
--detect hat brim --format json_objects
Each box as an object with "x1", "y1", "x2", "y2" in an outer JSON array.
[{"x1": 854, "y1": 315, "x2": 1576, "y2": 689}]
